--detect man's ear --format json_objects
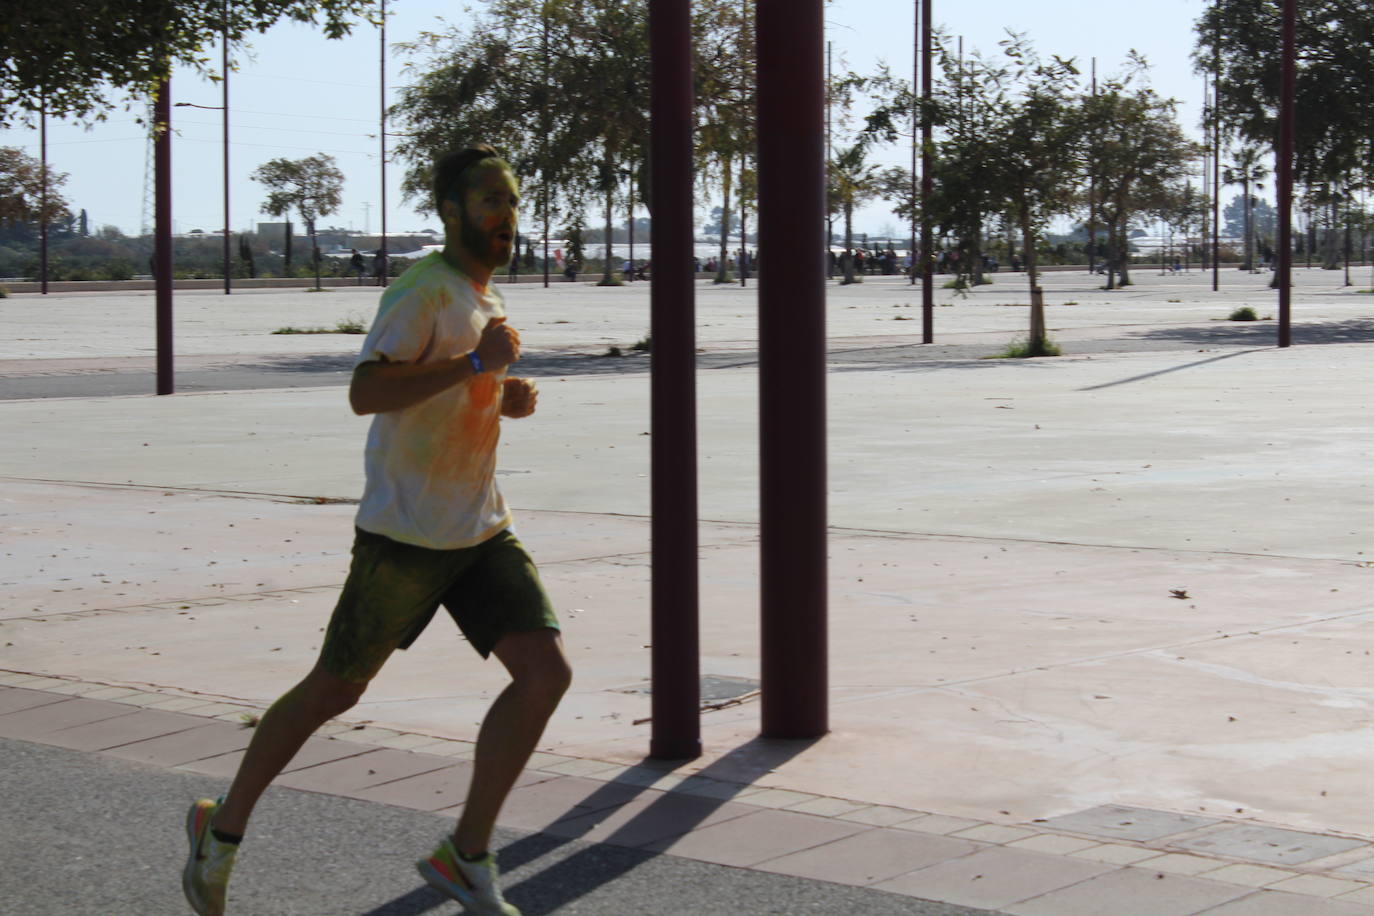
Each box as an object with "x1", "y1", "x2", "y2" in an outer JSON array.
[{"x1": 439, "y1": 195, "x2": 461, "y2": 225}]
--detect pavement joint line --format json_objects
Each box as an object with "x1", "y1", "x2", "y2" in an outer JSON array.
[{"x1": 10, "y1": 673, "x2": 1374, "y2": 901}]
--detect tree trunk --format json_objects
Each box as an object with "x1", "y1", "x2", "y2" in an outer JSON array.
[
  {"x1": 283, "y1": 219, "x2": 292, "y2": 276},
  {"x1": 626, "y1": 172, "x2": 634, "y2": 283},
  {"x1": 1322, "y1": 199, "x2": 1341, "y2": 270},
  {"x1": 842, "y1": 201, "x2": 856, "y2": 284},
  {"x1": 716, "y1": 153, "x2": 733, "y2": 283},
  {"x1": 1242, "y1": 181, "x2": 1254, "y2": 271},
  {"x1": 602, "y1": 184, "x2": 614, "y2": 284},
  {"x1": 309, "y1": 219, "x2": 321, "y2": 290},
  {"x1": 1019, "y1": 208, "x2": 1046, "y2": 353},
  {"x1": 1117, "y1": 224, "x2": 1132, "y2": 286},
  {"x1": 969, "y1": 216, "x2": 985, "y2": 285}
]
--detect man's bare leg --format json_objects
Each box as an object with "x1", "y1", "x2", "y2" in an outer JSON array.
[
  {"x1": 453, "y1": 628, "x2": 571, "y2": 855},
  {"x1": 212, "y1": 664, "x2": 366, "y2": 836}
]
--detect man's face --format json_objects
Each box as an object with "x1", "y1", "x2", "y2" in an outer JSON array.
[{"x1": 449, "y1": 163, "x2": 520, "y2": 269}]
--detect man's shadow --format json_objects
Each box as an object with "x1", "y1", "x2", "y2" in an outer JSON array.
[{"x1": 361, "y1": 734, "x2": 820, "y2": 915}]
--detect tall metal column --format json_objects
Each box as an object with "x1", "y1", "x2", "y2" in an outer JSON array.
[
  {"x1": 920, "y1": 0, "x2": 934, "y2": 342},
  {"x1": 40, "y1": 97, "x2": 48, "y2": 295},
  {"x1": 757, "y1": 0, "x2": 828, "y2": 739},
  {"x1": 222, "y1": 8, "x2": 232, "y2": 295},
  {"x1": 1211, "y1": 4, "x2": 1221, "y2": 292},
  {"x1": 648, "y1": 0, "x2": 701, "y2": 760},
  {"x1": 909, "y1": 3, "x2": 917, "y2": 286},
  {"x1": 155, "y1": 80, "x2": 174, "y2": 395},
  {"x1": 378, "y1": 0, "x2": 389, "y2": 287},
  {"x1": 1276, "y1": 0, "x2": 1295, "y2": 347}
]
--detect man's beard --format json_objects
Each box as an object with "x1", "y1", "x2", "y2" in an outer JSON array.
[{"x1": 459, "y1": 208, "x2": 512, "y2": 269}]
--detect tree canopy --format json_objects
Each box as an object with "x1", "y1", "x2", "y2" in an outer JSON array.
[
  {"x1": 0, "y1": 146, "x2": 72, "y2": 231},
  {"x1": 0, "y1": 0, "x2": 373, "y2": 128},
  {"x1": 1194, "y1": 0, "x2": 1374, "y2": 187}
]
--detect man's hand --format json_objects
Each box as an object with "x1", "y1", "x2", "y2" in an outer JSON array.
[
  {"x1": 501, "y1": 377, "x2": 538, "y2": 418},
  {"x1": 476, "y1": 317, "x2": 521, "y2": 372}
]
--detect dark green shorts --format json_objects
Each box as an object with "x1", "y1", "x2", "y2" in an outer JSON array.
[{"x1": 318, "y1": 527, "x2": 559, "y2": 683}]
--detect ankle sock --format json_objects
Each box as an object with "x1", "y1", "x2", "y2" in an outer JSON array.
[
  {"x1": 457, "y1": 849, "x2": 488, "y2": 863},
  {"x1": 211, "y1": 828, "x2": 243, "y2": 845}
]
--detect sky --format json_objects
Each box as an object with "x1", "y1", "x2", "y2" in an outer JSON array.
[{"x1": 0, "y1": 0, "x2": 1214, "y2": 240}]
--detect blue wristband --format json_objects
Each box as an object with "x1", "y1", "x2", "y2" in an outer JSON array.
[{"x1": 467, "y1": 351, "x2": 484, "y2": 374}]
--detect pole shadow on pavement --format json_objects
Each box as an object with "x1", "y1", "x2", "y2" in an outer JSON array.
[{"x1": 359, "y1": 736, "x2": 819, "y2": 916}]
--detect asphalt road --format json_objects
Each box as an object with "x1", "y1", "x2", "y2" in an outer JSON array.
[
  {"x1": 2, "y1": 737, "x2": 993, "y2": 916},
  {"x1": 0, "y1": 323, "x2": 1288, "y2": 401}
]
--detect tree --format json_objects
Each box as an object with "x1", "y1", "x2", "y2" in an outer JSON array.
[
  {"x1": 1, "y1": 1, "x2": 373, "y2": 128},
  {"x1": 1195, "y1": 0, "x2": 1374, "y2": 192},
  {"x1": 927, "y1": 40, "x2": 1016, "y2": 288},
  {"x1": 252, "y1": 154, "x2": 344, "y2": 289},
  {"x1": 0, "y1": 146, "x2": 72, "y2": 241},
  {"x1": 392, "y1": 0, "x2": 653, "y2": 285},
  {"x1": 1082, "y1": 64, "x2": 1201, "y2": 288},
  {"x1": 982, "y1": 37, "x2": 1083, "y2": 353},
  {"x1": 693, "y1": 0, "x2": 755, "y2": 283},
  {"x1": 1222, "y1": 143, "x2": 1268, "y2": 271},
  {"x1": 829, "y1": 142, "x2": 882, "y2": 284}
]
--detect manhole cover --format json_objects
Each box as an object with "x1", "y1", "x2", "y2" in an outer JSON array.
[{"x1": 612, "y1": 675, "x2": 759, "y2": 706}]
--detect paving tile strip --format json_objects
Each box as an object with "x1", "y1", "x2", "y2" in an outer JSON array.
[{"x1": 6, "y1": 670, "x2": 1374, "y2": 914}]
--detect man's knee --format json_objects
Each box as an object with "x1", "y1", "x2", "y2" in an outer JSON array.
[
  {"x1": 499, "y1": 630, "x2": 572, "y2": 703},
  {"x1": 299, "y1": 666, "x2": 368, "y2": 717}
]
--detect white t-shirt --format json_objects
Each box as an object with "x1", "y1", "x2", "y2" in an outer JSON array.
[{"x1": 353, "y1": 252, "x2": 512, "y2": 549}]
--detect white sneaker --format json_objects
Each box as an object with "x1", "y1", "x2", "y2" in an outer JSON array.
[
  {"x1": 182, "y1": 797, "x2": 237, "y2": 916},
  {"x1": 417, "y1": 837, "x2": 520, "y2": 916}
]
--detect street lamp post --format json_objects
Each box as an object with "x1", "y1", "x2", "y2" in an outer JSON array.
[{"x1": 175, "y1": 97, "x2": 232, "y2": 292}]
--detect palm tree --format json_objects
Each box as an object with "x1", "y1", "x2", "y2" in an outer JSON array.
[
  {"x1": 1223, "y1": 143, "x2": 1268, "y2": 272},
  {"x1": 830, "y1": 142, "x2": 881, "y2": 285}
]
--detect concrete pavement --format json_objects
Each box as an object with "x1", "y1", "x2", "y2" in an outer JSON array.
[{"x1": 6, "y1": 268, "x2": 1374, "y2": 913}]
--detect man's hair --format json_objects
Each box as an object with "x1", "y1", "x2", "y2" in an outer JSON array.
[{"x1": 432, "y1": 144, "x2": 511, "y2": 215}]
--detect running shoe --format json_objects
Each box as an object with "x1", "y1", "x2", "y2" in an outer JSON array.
[
  {"x1": 182, "y1": 796, "x2": 237, "y2": 916},
  {"x1": 417, "y1": 837, "x2": 520, "y2": 916}
]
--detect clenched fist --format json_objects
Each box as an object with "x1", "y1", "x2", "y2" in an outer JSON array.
[
  {"x1": 501, "y1": 376, "x2": 538, "y2": 418},
  {"x1": 475, "y1": 316, "x2": 521, "y2": 372}
]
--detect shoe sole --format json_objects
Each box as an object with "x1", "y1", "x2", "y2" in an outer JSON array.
[{"x1": 416, "y1": 858, "x2": 481, "y2": 911}]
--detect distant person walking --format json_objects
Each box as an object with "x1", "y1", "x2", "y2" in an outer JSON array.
[
  {"x1": 372, "y1": 251, "x2": 388, "y2": 286},
  {"x1": 349, "y1": 248, "x2": 366, "y2": 284},
  {"x1": 182, "y1": 144, "x2": 569, "y2": 916}
]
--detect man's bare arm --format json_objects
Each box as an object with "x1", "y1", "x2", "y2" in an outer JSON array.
[
  {"x1": 349, "y1": 317, "x2": 521, "y2": 416},
  {"x1": 349, "y1": 357, "x2": 474, "y2": 415}
]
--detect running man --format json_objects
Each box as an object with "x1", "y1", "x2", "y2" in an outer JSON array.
[{"x1": 183, "y1": 144, "x2": 571, "y2": 916}]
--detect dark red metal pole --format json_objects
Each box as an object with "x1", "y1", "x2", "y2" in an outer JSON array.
[
  {"x1": 1276, "y1": 0, "x2": 1295, "y2": 348},
  {"x1": 40, "y1": 96, "x2": 48, "y2": 296},
  {"x1": 648, "y1": 0, "x2": 701, "y2": 760},
  {"x1": 154, "y1": 80, "x2": 174, "y2": 395},
  {"x1": 757, "y1": 0, "x2": 828, "y2": 739},
  {"x1": 222, "y1": 8, "x2": 231, "y2": 295},
  {"x1": 378, "y1": 0, "x2": 389, "y2": 287},
  {"x1": 920, "y1": 0, "x2": 934, "y2": 343}
]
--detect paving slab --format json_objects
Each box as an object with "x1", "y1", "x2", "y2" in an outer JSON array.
[
  {"x1": 1173, "y1": 825, "x2": 1368, "y2": 867},
  {"x1": 999, "y1": 867, "x2": 1249, "y2": 915},
  {"x1": 1200, "y1": 892, "x2": 1374, "y2": 916},
  {"x1": 755, "y1": 826, "x2": 984, "y2": 886},
  {"x1": 642, "y1": 808, "x2": 868, "y2": 866},
  {"x1": 874, "y1": 845, "x2": 1116, "y2": 911}
]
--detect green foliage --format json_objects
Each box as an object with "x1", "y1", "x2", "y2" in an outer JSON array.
[
  {"x1": 1, "y1": 1, "x2": 374, "y2": 128},
  {"x1": 1195, "y1": 0, "x2": 1374, "y2": 188},
  {"x1": 252, "y1": 155, "x2": 344, "y2": 235},
  {"x1": 1229, "y1": 306, "x2": 1258, "y2": 321},
  {"x1": 0, "y1": 146, "x2": 72, "y2": 229},
  {"x1": 988, "y1": 337, "x2": 1063, "y2": 358},
  {"x1": 1084, "y1": 61, "x2": 1202, "y2": 289}
]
